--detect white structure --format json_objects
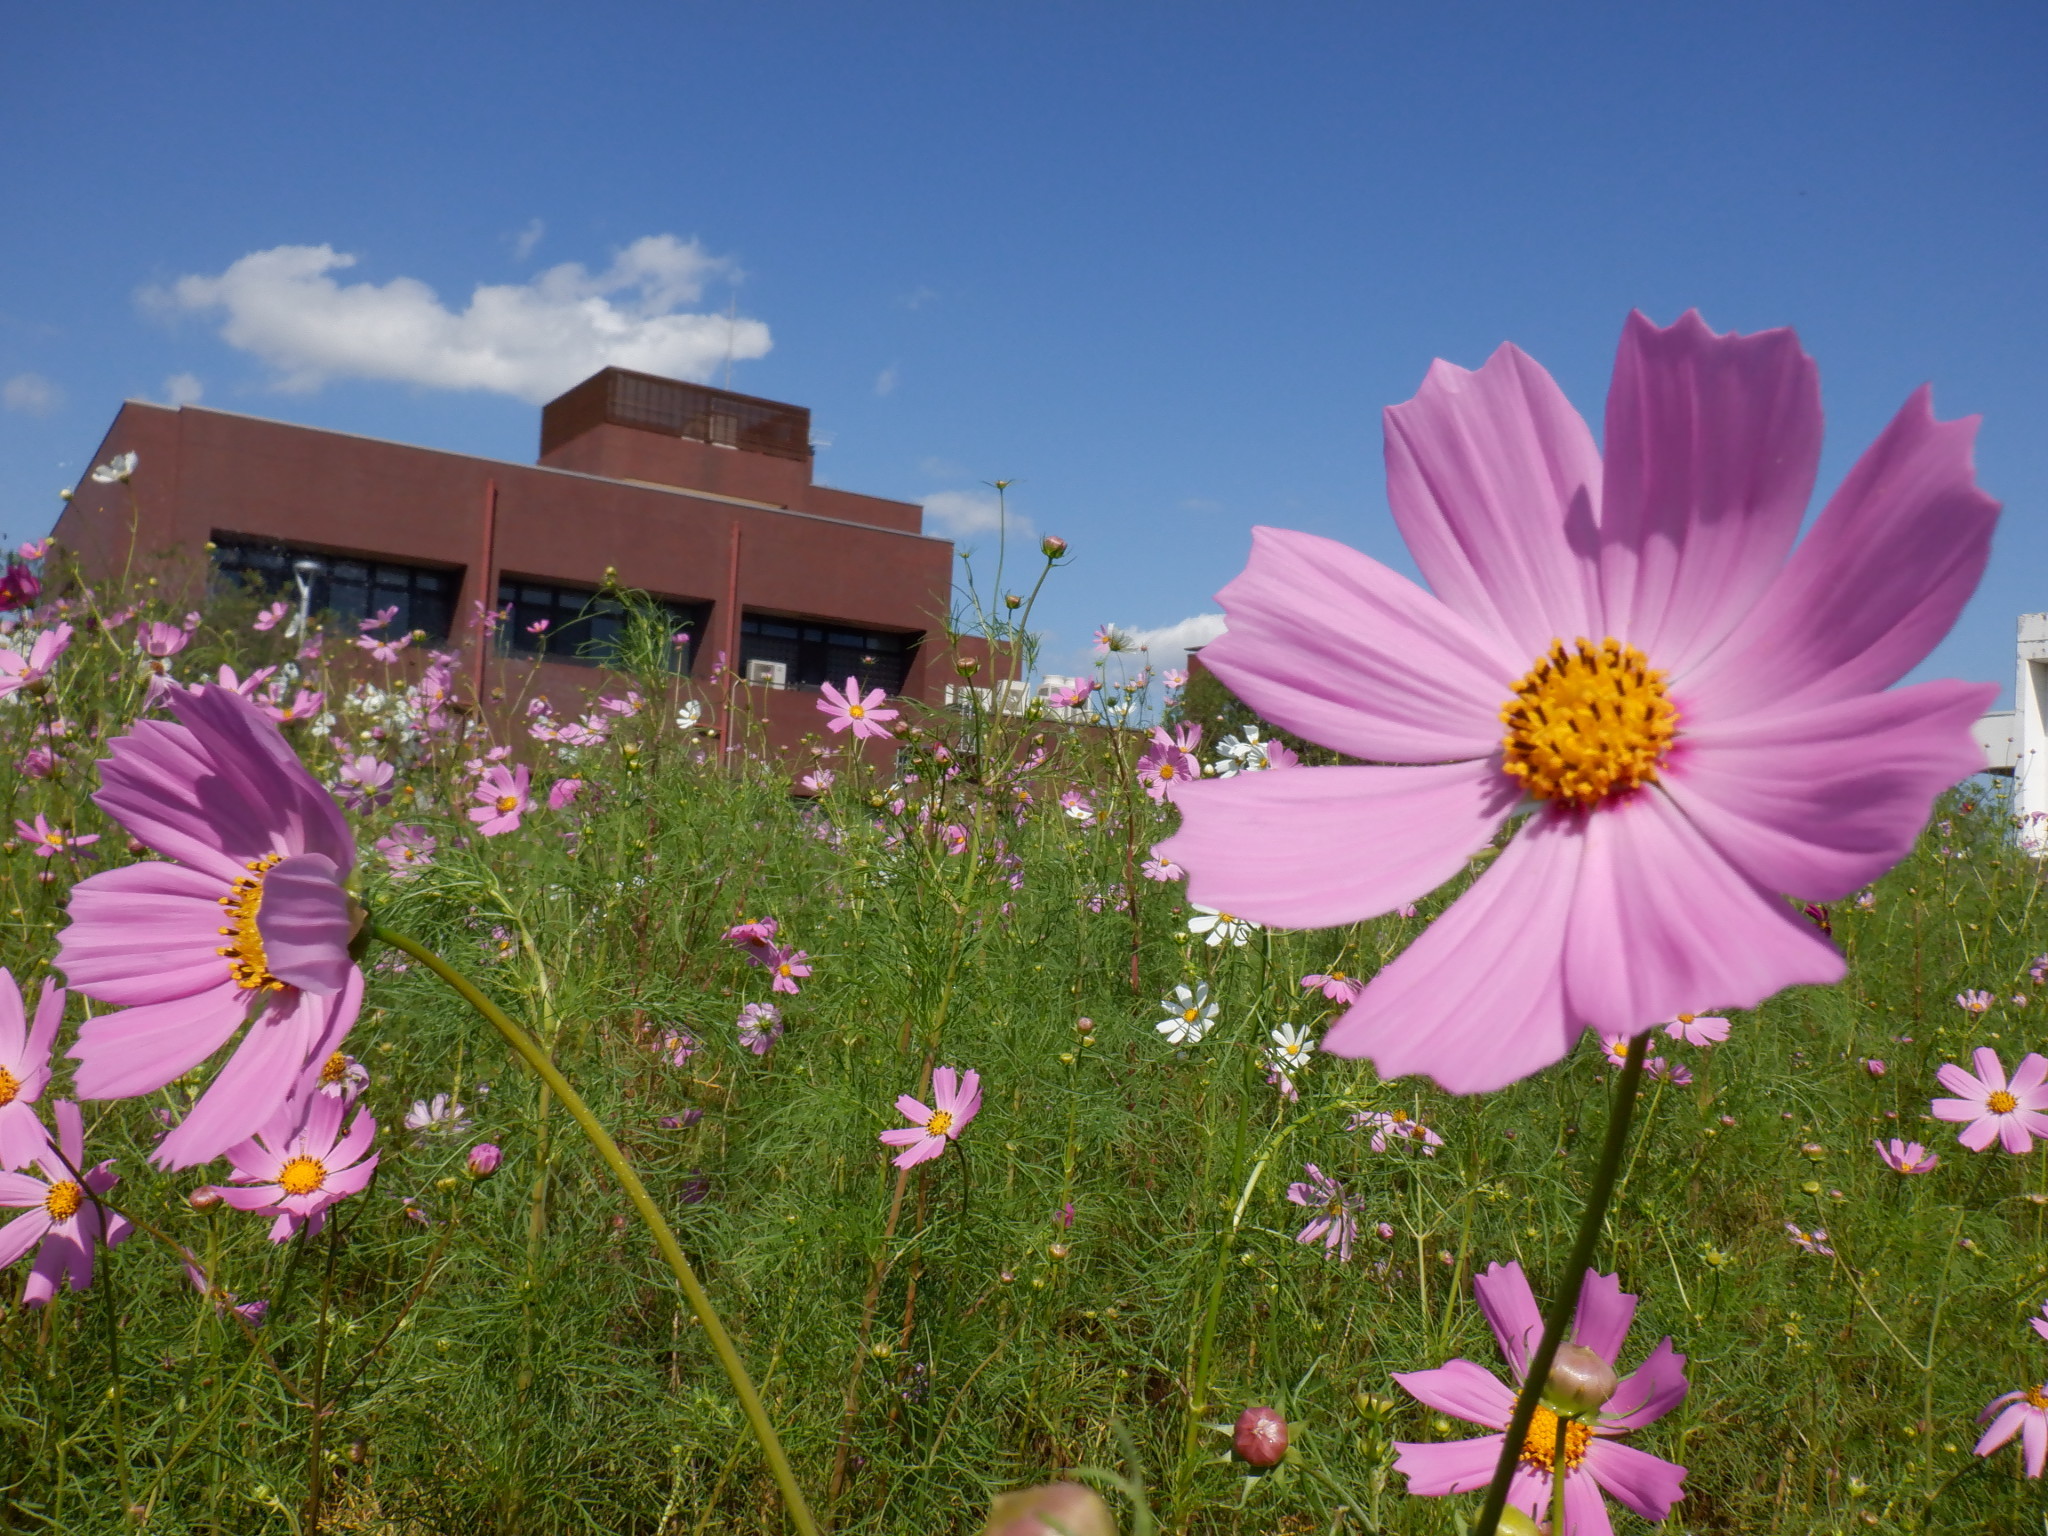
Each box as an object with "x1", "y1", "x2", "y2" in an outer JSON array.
[{"x1": 1971, "y1": 612, "x2": 2048, "y2": 853}]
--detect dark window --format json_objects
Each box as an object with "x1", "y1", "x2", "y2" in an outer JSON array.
[
  {"x1": 739, "y1": 613, "x2": 918, "y2": 695},
  {"x1": 210, "y1": 535, "x2": 460, "y2": 641},
  {"x1": 497, "y1": 578, "x2": 710, "y2": 673}
]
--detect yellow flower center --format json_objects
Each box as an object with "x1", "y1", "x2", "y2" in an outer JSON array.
[
  {"x1": 278, "y1": 1155, "x2": 327, "y2": 1197},
  {"x1": 1678, "y1": 1012, "x2": 1695, "y2": 1024},
  {"x1": 1989, "y1": 1090, "x2": 2019, "y2": 1114},
  {"x1": 848, "y1": 703, "x2": 865, "y2": 718},
  {"x1": 925, "y1": 1110, "x2": 953, "y2": 1138},
  {"x1": 215, "y1": 854, "x2": 287, "y2": 991},
  {"x1": 44, "y1": 1180, "x2": 82, "y2": 1221},
  {"x1": 1183, "y1": 1008, "x2": 1200, "y2": 1023},
  {"x1": 1390, "y1": 1110, "x2": 1410, "y2": 1125},
  {"x1": 1283, "y1": 1042, "x2": 1301, "y2": 1056},
  {"x1": 1323, "y1": 1196, "x2": 1344, "y2": 1216},
  {"x1": 43, "y1": 830, "x2": 64, "y2": 847},
  {"x1": 495, "y1": 795, "x2": 519, "y2": 814},
  {"x1": 319, "y1": 1052, "x2": 350, "y2": 1086},
  {"x1": 0, "y1": 1065, "x2": 18, "y2": 1106},
  {"x1": 1159, "y1": 761, "x2": 1178, "y2": 779},
  {"x1": 1519, "y1": 1405, "x2": 1592, "y2": 1474},
  {"x1": 1500, "y1": 638, "x2": 1677, "y2": 811},
  {"x1": 2027, "y1": 1385, "x2": 2048, "y2": 1411}
]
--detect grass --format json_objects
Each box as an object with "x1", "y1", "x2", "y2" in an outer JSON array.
[{"x1": 0, "y1": 554, "x2": 2044, "y2": 1535}]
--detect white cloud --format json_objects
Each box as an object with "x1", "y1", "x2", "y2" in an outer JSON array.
[
  {"x1": 513, "y1": 218, "x2": 545, "y2": 261},
  {"x1": 2, "y1": 373, "x2": 61, "y2": 416},
  {"x1": 144, "y1": 235, "x2": 771, "y2": 404},
  {"x1": 874, "y1": 365, "x2": 898, "y2": 397},
  {"x1": 1118, "y1": 612, "x2": 1228, "y2": 667},
  {"x1": 922, "y1": 489, "x2": 1034, "y2": 544},
  {"x1": 163, "y1": 372, "x2": 204, "y2": 406}
]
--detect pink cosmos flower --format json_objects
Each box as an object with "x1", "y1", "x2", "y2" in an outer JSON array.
[
  {"x1": 468, "y1": 763, "x2": 532, "y2": 837},
  {"x1": 723, "y1": 918, "x2": 779, "y2": 963},
  {"x1": 1956, "y1": 989, "x2": 1994, "y2": 1015},
  {"x1": 376, "y1": 825, "x2": 436, "y2": 877},
  {"x1": 1784, "y1": 1223, "x2": 1834, "y2": 1256},
  {"x1": 737, "y1": 1002, "x2": 783, "y2": 1056},
  {"x1": 764, "y1": 945, "x2": 811, "y2": 995},
  {"x1": 1875, "y1": 1138, "x2": 1938, "y2": 1174},
  {"x1": 1302, "y1": 971, "x2": 1366, "y2": 1005},
  {"x1": 1661, "y1": 1012, "x2": 1730, "y2": 1047},
  {"x1": 17, "y1": 747, "x2": 56, "y2": 780},
  {"x1": 1975, "y1": 1384, "x2": 2048, "y2": 1478},
  {"x1": 335, "y1": 755, "x2": 394, "y2": 812},
  {"x1": 1163, "y1": 668, "x2": 1188, "y2": 690},
  {"x1": 313, "y1": 1050, "x2": 368, "y2": 1101},
  {"x1": 1157, "y1": 312, "x2": 1997, "y2": 1093},
  {"x1": 198, "y1": 1092, "x2": 379, "y2": 1242},
  {"x1": 598, "y1": 690, "x2": 644, "y2": 716},
  {"x1": 1136, "y1": 727, "x2": 1201, "y2": 802},
  {"x1": 547, "y1": 778, "x2": 584, "y2": 811},
  {"x1": 138, "y1": 621, "x2": 189, "y2": 660},
  {"x1": 1285, "y1": 1163, "x2": 1358, "y2": 1261},
  {"x1": 941, "y1": 823, "x2": 969, "y2": 855},
  {"x1": 799, "y1": 768, "x2": 836, "y2": 794},
  {"x1": 878, "y1": 1066, "x2": 981, "y2": 1168},
  {"x1": 252, "y1": 601, "x2": 289, "y2": 632},
  {"x1": 356, "y1": 632, "x2": 410, "y2": 664},
  {"x1": 14, "y1": 814, "x2": 98, "y2": 859},
  {"x1": 467, "y1": 1143, "x2": 502, "y2": 1178},
  {"x1": 2031, "y1": 1302, "x2": 2048, "y2": 1344},
  {"x1": 1058, "y1": 789, "x2": 1096, "y2": 824},
  {"x1": 261, "y1": 688, "x2": 323, "y2": 726},
  {"x1": 180, "y1": 1247, "x2": 269, "y2": 1325},
  {"x1": 1392, "y1": 1261, "x2": 1688, "y2": 1530},
  {"x1": 58, "y1": 684, "x2": 363, "y2": 1169},
  {"x1": 1141, "y1": 856, "x2": 1185, "y2": 882},
  {"x1": 818, "y1": 677, "x2": 899, "y2": 740},
  {"x1": 0, "y1": 970, "x2": 62, "y2": 1170},
  {"x1": 360, "y1": 606, "x2": 399, "y2": 633},
  {"x1": 0, "y1": 623, "x2": 71, "y2": 698},
  {"x1": 1931, "y1": 1048, "x2": 2048, "y2": 1154},
  {"x1": 214, "y1": 664, "x2": 277, "y2": 698},
  {"x1": 1350, "y1": 1107, "x2": 1444, "y2": 1155},
  {"x1": 0, "y1": 1101, "x2": 131, "y2": 1304},
  {"x1": 1647, "y1": 1057, "x2": 1692, "y2": 1086}
]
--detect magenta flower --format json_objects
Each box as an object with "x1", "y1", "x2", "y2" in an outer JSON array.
[
  {"x1": 1875, "y1": 1138, "x2": 1938, "y2": 1174},
  {"x1": 1932, "y1": 1048, "x2": 2048, "y2": 1154},
  {"x1": 1661, "y1": 1012, "x2": 1729, "y2": 1047},
  {"x1": 0, "y1": 1102, "x2": 132, "y2": 1305},
  {"x1": 138, "y1": 621, "x2": 189, "y2": 660},
  {"x1": 737, "y1": 1002, "x2": 783, "y2": 1056},
  {"x1": 2031, "y1": 1303, "x2": 2048, "y2": 1344},
  {"x1": 878, "y1": 1066, "x2": 981, "y2": 1168},
  {"x1": 1157, "y1": 312, "x2": 1996, "y2": 1093},
  {"x1": 0, "y1": 970, "x2": 62, "y2": 1170},
  {"x1": 14, "y1": 814, "x2": 98, "y2": 859},
  {"x1": 252, "y1": 600, "x2": 288, "y2": 632},
  {"x1": 1975, "y1": 1384, "x2": 2048, "y2": 1478},
  {"x1": 335, "y1": 755, "x2": 394, "y2": 812},
  {"x1": 723, "y1": 918, "x2": 779, "y2": 961},
  {"x1": 1285, "y1": 1163, "x2": 1358, "y2": 1261},
  {"x1": 0, "y1": 622, "x2": 71, "y2": 698},
  {"x1": 58, "y1": 684, "x2": 363, "y2": 1170},
  {"x1": 1136, "y1": 728, "x2": 1200, "y2": 802},
  {"x1": 818, "y1": 676, "x2": 898, "y2": 740},
  {"x1": 1784, "y1": 1222, "x2": 1833, "y2": 1256},
  {"x1": 261, "y1": 688, "x2": 323, "y2": 726},
  {"x1": 468, "y1": 763, "x2": 532, "y2": 837},
  {"x1": 199, "y1": 1092, "x2": 379, "y2": 1242},
  {"x1": 1350, "y1": 1107, "x2": 1444, "y2": 1155},
  {"x1": 764, "y1": 945, "x2": 811, "y2": 995},
  {"x1": 1141, "y1": 856, "x2": 1185, "y2": 882},
  {"x1": 547, "y1": 778, "x2": 584, "y2": 811},
  {"x1": 1393, "y1": 1262, "x2": 1687, "y2": 1529},
  {"x1": 466, "y1": 1142, "x2": 502, "y2": 1179},
  {"x1": 1302, "y1": 971, "x2": 1366, "y2": 1005},
  {"x1": 376, "y1": 825, "x2": 436, "y2": 878},
  {"x1": 1956, "y1": 989, "x2": 1994, "y2": 1015}
]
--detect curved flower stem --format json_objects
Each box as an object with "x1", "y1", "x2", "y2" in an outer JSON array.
[
  {"x1": 372, "y1": 924, "x2": 823, "y2": 1536},
  {"x1": 1473, "y1": 1029, "x2": 1651, "y2": 1536}
]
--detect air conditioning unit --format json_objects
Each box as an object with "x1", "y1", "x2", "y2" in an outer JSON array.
[{"x1": 746, "y1": 659, "x2": 788, "y2": 688}]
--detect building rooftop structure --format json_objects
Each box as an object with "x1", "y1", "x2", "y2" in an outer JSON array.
[{"x1": 53, "y1": 368, "x2": 977, "y2": 752}]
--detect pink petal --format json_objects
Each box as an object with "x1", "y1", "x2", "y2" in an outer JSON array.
[
  {"x1": 0, "y1": 1171, "x2": 48, "y2": 1208},
  {"x1": 1929, "y1": 1099, "x2": 1979, "y2": 1124},
  {"x1": 92, "y1": 720, "x2": 249, "y2": 882},
  {"x1": 71, "y1": 986, "x2": 247, "y2": 1099},
  {"x1": 0, "y1": 970, "x2": 22, "y2": 1062},
  {"x1": 1473, "y1": 1261, "x2": 1542, "y2": 1379},
  {"x1": 1976, "y1": 1401, "x2": 2026, "y2": 1453},
  {"x1": 216, "y1": 1184, "x2": 288, "y2": 1212},
  {"x1": 1391, "y1": 1432, "x2": 1505, "y2": 1497},
  {"x1": 1664, "y1": 679, "x2": 1995, "y2": 900},
  {"x1": 0, "y1": 1106, "x2": 51, "y2": 1173},
  {"x1": 1582, "y1": 1437, "x2": 1686, "y2": 1522},
  {"x1": 894, "y1": 1095, "x2": 932, "y2": 1123},
  {"x1": 1197, "y1": 527, "x2": 1517, "y2": 764},
  {"x1": 2011, "y1": 1054, "x2": 2048, "y2": 1099},
  {"x1": 1570, "y1": 1270, "x2": 1638, "y2": 1363},
  {"x1": 59, "y1": 862, "x2": 238, "y2": 1005},
  {"x1": 2000, "y1": 1115, "x2": 2036, "y2": 1156},
  {"x1": 1973, "y1": 1047, "x2": 2010, "y2": 1093},
  {"x1": 167, "y1": 686, "x2": 355, "y2": 870},
  {"x1": 1382, "y1": 341, "x2": 1602, "y2": 657},
  {"x1": 2024, "y1": 1410, "x2": 2047, "y2": 1478},
  {"x1": 930, "y1": 1067, "x2": 959, "y2": 1112},
  {"x1": 877, "y1": 1127, "x2": 928, "y2": 1148},
  {"x1": 155, "y1": 990, "x2": 341, "y2": 1170},
  {"x1": 1680, "y1": 386, "x2": 1999, "y2": 716},
  {"x1": 321, "y1": 1154, "x2": 379, "y2": 1201},
  {"x1": 1391, "y1": 1359, "x2": 1515, "y2": 1429},
  {"x1": 1562, "y1": 1464, "x2": 1619, "y2": 1536},
  {"x1": 1600, "y1": 1337, "x2": 1688, "y2": 1431},
  {"x1": 1934, "y1": 1061, "x2": 1988, "y2": 1101},
  {"x1": 0, "y1": 1208, "x2": 50, "y2": 1270},
  {"x1": 25, "y1": 978, "x2": 61, "y2": 1073},
  {"x1": 53, "y1": 1100, "x2": 82, "y2": 1170},
  {"x1": 1957, "y1": 1117, "x2": 2001, "y2": 1153},
  {"x1": 1161, "y1": 760, "x2": 1518, "y2": 929},
  {"x1": 1596, "y1": 311, "x2": 1820, "y2": 675},
  {"x1": 1562, "y1": 791, "x2": 1844, "y2": 1038},
  {"x1": 253, "y1": 853, "x2": 354, "y2": 994},
  {"x1": 889, "y1": 1135, "x2": 944, "y2": 1168},
  {"x1": 1324, "y1": 811, "x2": 1582, "y2": 1092}
]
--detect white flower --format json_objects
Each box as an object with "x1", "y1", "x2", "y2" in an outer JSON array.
[
  {"x1": 675, "y1": 700, "x2": 704, "y2": 730},
  {"x1": 1156, "y1": 981, "x2": 1218, "y2": 1046},
  {"x1": 90, "y1": 451, "x2": 138, "y2": 484},
  {"x1": 1267, "y1": 1022, "x2": 1316, "y2": 1071},
  {"x1": 405, "y1": 1094, "x2": 470, "y2": 1136},
  {"x1": 1187, "y1": 904, "x2": 1256, "y2": 948}
]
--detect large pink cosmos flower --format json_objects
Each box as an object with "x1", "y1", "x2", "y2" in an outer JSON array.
[
  {"x1": 818, "y1": 677, "x2": 899, "y2": 740},
  {"x1": 1159, "y1": 312, "x2": 1996, "y2": 1092},
  {"x1": 468, "y1": 763, "x2": 532, "y2": 837},
  {"x1": 878, "y1": 1066, "x2": 981, "y2": 1168},
  {"x1": 1975, "y1": 1383, "x2": 2048, "y2": 1479},
  {"x1": 196, "y1": 1091, "x2": 379, "y2": 1242},
  {"x1": 57, "y1": 684, "x2": 363, "y2": 1169},
  {"x1": 0, "y1": 1102, "x2": 132, "y2": 1305},
  {"x1": 1931, "y1": 1047, "x2": 2048, "y2": 1153},
  {"x1": 1393, "y1": 1261, "x2": 1687, "y2": 1534},
  {"x1": 0, "y1": 623, "x2": 72, "y2": 699},
  {"x1": 0, "y1": 969, "x2": 63, "y2": 1170}
]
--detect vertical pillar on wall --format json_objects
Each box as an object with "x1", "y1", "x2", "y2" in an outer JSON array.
[
  {"x1": 719, "y1": 520, "x2": 742, "y2": 758},
  {"x1": 2016, "y1": 613, "x2": 2048, "y2": 854},
  {"x1": 471, "y1": 479, "x2": 499, "y2": 703}
]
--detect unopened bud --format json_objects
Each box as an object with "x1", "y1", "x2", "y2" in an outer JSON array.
[
  {"x1": 1542, "y1": 1342, "x2": 1618, "y2": 1415},
  {"x1": 955, "y1": 656, "x2": 981, "y2": 676},
  {"x1": 1040, "y1": 535, "x2": 1068, "y2": 559},
  {"x1": 1496, "y1": 1510, "x2": 1548, "y2": 1536},
  {"x1": 467, "y1": 1143, "x2": 503, "y2": 1179},
  {"x1": 1003, "y1": 593, "x2": 1022, "y2": 610},
  {"x1": 1232, "y1": 1404, "x2": 1288, "y2": 1467},
  {"x1": 188, "y1": 1186, "x2": 224, "y2": 1211},
  {"x1": 984, "y1": 1481, "x2": 1117, "y2": 1536}
]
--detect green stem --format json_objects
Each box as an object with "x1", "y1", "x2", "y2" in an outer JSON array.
[
  {"x1": 372, "y1": 924, "x2": 823, "y2": 1536},
  {"x1": 1473, "y1": 1029, "x2": 1651, "y2": 1536}
]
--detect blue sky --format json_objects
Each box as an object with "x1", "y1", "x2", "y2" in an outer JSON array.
[{"x1": 2, "y1": 3, "x2": 2042, "y2": 694}]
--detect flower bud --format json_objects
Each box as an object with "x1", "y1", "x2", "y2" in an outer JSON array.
[
  {"x1": 1542, "y1": 1343, "x2": 1618, "y2": 1416},
  {"x1": 1040, "y1": 535, "x2": 1068, "y2": 559},
  {"x1": 1232, "y1": 1405, "x2": 1288, "y2": 1467},
  {"x1": 984, "y1": 1481, "x2": 1117, "y2": 1536},
  {"x1": 188, "y1": 1186, "x2": 224, "y2": 1211},
  {"x1": 466, "y1": 1143, "x2": 503, "y2": 1179},
  {"x1": 1004, "y1": 593, "x2": 1022, "y2": 610},
  {"x1": 1496, "y1": 1510, "x2": 1548, "y2": 1536}
]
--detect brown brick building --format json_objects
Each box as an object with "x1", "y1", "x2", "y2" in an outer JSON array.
[{"x1": 53, "y1": 369, "x2": 973, "y2": 749}]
